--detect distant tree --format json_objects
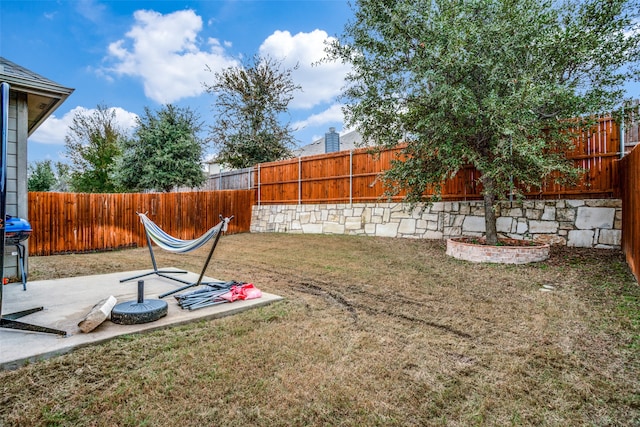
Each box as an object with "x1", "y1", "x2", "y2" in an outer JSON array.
[
  {"x1": 64, "y1": 104, "x2": 126, "y2": 193},
  {"x1": 51, "y1": 162, "x2": 72, "y2": 192},
  {"x1": 27, "y1": 160, "x2": 56, "y2": 191},
  {"x1": 327, "y1": 0, "x2": 640, "y2": 244},
  {"x1": 204, "y1": 55, "x2": 300, "y2": 169},
  {"x1": 27, "y1": 160, "x2": 71, "y2": 192},
  {"x1": 116, "y1": 104, "x2": 206, "y2": 192}
]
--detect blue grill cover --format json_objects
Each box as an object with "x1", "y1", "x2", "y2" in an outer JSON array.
[{"x1": 5, "y1": 215, "x2": 32, "y2": 243}]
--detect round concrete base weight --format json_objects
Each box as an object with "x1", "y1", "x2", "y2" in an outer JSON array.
[{"x1": 111, "y1": 299, "x2": 168, "y2": 325}]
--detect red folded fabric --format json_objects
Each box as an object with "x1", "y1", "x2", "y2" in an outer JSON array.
[{"x1": 220, "y1": 283, "x2": 262, "y2": 302}]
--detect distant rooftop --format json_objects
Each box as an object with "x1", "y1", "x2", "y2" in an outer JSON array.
[{"x1": 294, "y1": 129, "x2": 365, "y2": 157}]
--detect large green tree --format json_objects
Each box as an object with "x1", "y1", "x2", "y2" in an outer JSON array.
[
  {"x1": 204, "y1": 55, "x2": 300, "y2": 169},
  {"x1": 64, "y1": 104, "x2": 127, "y2": 193},
  {"x1": 327, "y1": 0, "x2": 640, "y2": 244},
  {"x1": 116, "y1": 104, "x2": 206, "y2": 192}
]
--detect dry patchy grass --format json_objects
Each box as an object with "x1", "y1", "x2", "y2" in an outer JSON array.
[{"x1": 1, "y1": 233, "x2": 639, "y2": 426}]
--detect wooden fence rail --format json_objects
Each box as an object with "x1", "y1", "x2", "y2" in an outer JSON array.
[
  {"x1": 256, "y1": 117, "x2": 621, "y2": 204},
  {"x1": 618, "y1": 145, "x2": 640, "y2": 283},
  {"x1": 27, "y1": 190, "x2": 255, "y2": 256}
]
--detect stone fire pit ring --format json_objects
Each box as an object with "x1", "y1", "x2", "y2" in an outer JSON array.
[{"x1": 446, "y1": 237, "x2": 550, "y2": 264}]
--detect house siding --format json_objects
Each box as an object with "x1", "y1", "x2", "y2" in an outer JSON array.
[
  {"x1": 1, "y1": 57, "x2": 73, "y2": 284},
  {"x1": 3, "y1": 91, "x2": 26, "y2": 280}
]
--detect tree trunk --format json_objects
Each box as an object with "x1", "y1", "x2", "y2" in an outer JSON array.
[{"x1": 481, "y1": 175, "x2": 498, "y2": 245}]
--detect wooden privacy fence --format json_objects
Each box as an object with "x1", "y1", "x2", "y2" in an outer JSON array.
[
  {"x1": 256, "y1": 117, "x2": 621, "y2": 204},
  {"x1": 28, "y1": 190, "x2": 255, "y2": 256},
  {"x1": 618, "y1": 145, "x2": 640, "y2": 283}
]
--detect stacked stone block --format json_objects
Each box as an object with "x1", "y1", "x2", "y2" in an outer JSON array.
[{"x1": 251, "y1": 199, "x2": 622, "y2": 249}]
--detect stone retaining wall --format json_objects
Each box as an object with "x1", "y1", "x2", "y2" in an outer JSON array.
[{"x1": 251, "y1": 199, "x2": 622, "y2": 249}]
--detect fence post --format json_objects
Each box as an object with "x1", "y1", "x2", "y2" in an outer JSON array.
[
  {"x1": 349, "y1": 150, "x2": 353, "y2": 207},
  {"x1": 620, "y1": 104, "x2": 625, "y2": 159},
  {"x1": 298, "y1": 157, "x2": 302, "y2": 205},
  {"x1": 257, "y1": 164, "x2": 261, "y2": 206}
]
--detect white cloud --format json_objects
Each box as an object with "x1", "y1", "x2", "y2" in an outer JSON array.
[
  {"x1": 103, "y1": 12, "x2": 349, "y2": 113},
  {"x1": 30, "y1": 106, "x2": 139, "y2": 145},
  {"x1": 292, "y1": 103, "x2": 344, "y2": 131},
  {"x1": 110, "y1": 107, "x2": 139, "y2": 132},
  {"x1": 75, "y1": 0, "x2": 107, "y2": 23},
  {"x1": 259, "y1": 29, "x2": 351, "y2": 110},
  {"x1": 104, "y1": 9, "x2": 239, "y2": 104}
]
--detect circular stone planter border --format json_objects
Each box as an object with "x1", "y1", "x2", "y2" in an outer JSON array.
[{"x1": 446, "y1": 237, "x2": 550, "y2": 264}]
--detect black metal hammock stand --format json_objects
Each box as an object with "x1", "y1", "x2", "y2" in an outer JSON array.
[{"x1": 120, "y1": 213, "x2": 234, "y2": 298}]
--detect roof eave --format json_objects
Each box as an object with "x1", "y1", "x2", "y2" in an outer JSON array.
[{"x1": 1, "y1": 74, "x2": 74, "y2": 135}]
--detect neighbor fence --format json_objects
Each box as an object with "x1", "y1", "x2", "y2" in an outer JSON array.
[
  {"x1": 618, "y1": 144, "x2": 640, "y2": 282},
  {"x1": 27, "y1": 190, "x2": 255, "y2": 256},
  {"x1": 256, "y1": 117, "x2": 622, "y2": 205},
  {"x1": 176, "y1": 167, "x2": 254, "y2": 192}
]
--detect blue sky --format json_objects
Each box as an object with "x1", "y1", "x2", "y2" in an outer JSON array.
[
  {"x1": 1, "y1": 0, "x2": 355, "y2": 163},
  {"x1": 1, "y1": 0, "x2": 639, "y2": 165}
]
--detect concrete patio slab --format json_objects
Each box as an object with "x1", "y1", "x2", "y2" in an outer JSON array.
[{"x1": 0, "y1": 269, "x2": 283, "y2": 370}]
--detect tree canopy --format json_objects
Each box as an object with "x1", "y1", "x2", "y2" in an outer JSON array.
[
  {"x1": 64, "y1": 104, "x2": 127, "y2": 193},
  {"x1": 327, "y1": 0, "x2": 640, "y2": 244},
  {"x1": 204, "y1": 55, "x2": 300, "y2": 169},
  {"x1": 116, "y1": 104, "x2": 206, "y2": 192},
  {"x1": 27, "y1": 160, "x2": 71, "y2": 192},
  {"x1": 27, "y1": 160, "x2": 56, "y2": 191}
]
